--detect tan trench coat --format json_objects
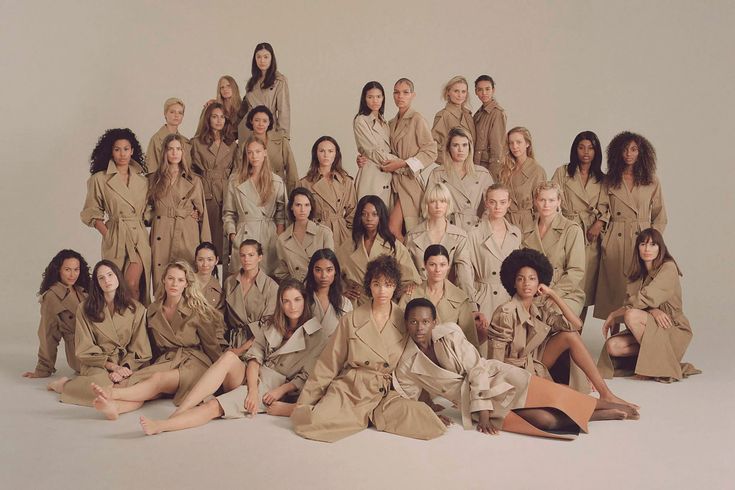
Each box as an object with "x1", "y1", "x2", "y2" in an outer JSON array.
[
  {"x1": 274, "y1": 220, "x2": 334, "y2": 282},
  {"x1": 145, "y1": 125, "x2": 191, "y2": 174},
  {"x1": 598, "y1": 261, "x2": 700, "y2": 381},
  {"x1": 473, "y1": 99, "x2": 507, "y2": 180},
  {"x1": 404, "y1": 220, "x2": 474, "y2": 295},
  {"x1": 222, "y1": 174, "x2": 287, "y2": 275},
  {"x1": 244, "y1": 72, "x2": 291, "y2": 137},
  {"x1": 506, "y1": 158, "x2": 547, "y2": 231},
  {"x1": 33, "y1": 283, "x2": 86, "y2": 376},
  {"x1": 399, "y1": 279, "x2": 479, "y2": 349},
  {"x1": 594, "y1": 178, "x2": 667, "y2": 318},
  {"x1": 190, "y1": 137, "x2": 237, "y2": 259},
  {"x1": 551, "y1": 165, "x2": 604, "y2": 305},
  {"x1": 81, "y1": 160, "x2": 152, "y2": 304},
  {"x1": 236, "y1": 130, "x2": 299, "y2": 193},
  {"x1": 223, "y1": 270, "x2": 278, "y2": 352},
  {"x1": 336, "y1": 237, "x2": 421, "y2": 306},
  {"x1": 198, "y1": 275, "x2": 224, "y2": 314},
  {"x1": 389, "y1": 108, "x2": 438, "y2": 231},
  {"x1": 353, "y1": 114, "x2": 396, "y2": 205},
  {"x1": 296, "y1": 172, "x2": 356, "y2": 250},
  {"x1": 431, "y1": 103, "x2": 476, "y2": 165},
  {"x1": 426, "y1": 165, "x2": 494, "y2": 232},
  {"x1": 148, "y1": 172, "x2": 211, "y2": 291},
  {"x1": 291, "y1": 303, "x2": 446, "y2": 442},
  {"x1": 311, "y1": 294, "x2": 353, "y2": 337},
  {"x1": 60, "y1": 301, "x2": 151, "y2": 406}
]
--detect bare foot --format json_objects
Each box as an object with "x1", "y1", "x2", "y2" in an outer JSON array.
[
  {"x1": 47, "y1": 377, "x2": 69, "y2": 393},
  {"x1": 601, "y1": 393, "x2": 639, "y2": 410},
  {"x1": 92, "y1": 388, "x2": 119, "y2": 421},
  {"x1": 591, "y1": 408, "x2": 627, "y2": 421},
  {"x1": 22, "y1": 370, "x2": 50, "y2": 378},
  {"x1": 90, "y1": 382, "x2": 112, "y2": 399},
  {"x1": 265, "y1": 401, "x2": 294, "y2": 417},
  {"x1": 140, "y1": 416, "x2": 162, "y2": 436}
]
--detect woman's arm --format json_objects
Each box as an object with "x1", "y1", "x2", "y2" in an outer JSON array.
[{"x1": 538, "y1": 284, "x2": 583, "y2": 330}]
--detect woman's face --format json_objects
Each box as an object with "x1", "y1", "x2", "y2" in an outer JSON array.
[
  {"x1": 239, "y1": 245, "x2": 262, "y2": 272},
  {"x1": 623, "y1": 141, "x2": 639, "y2": 167},
  {"x1": 427, "y1": 198, "x2": 449, "y2": 220},
  {"x1": 448, "y1": 135, "x2": 470, "y2": 163},
  {"x1": 316, "y1": 140, "x2": 336, "y2": 168},
  {"x1": 484, "y1": 189, "x2": 510, "y2": 220},
  {"x1": 246, "y1": 141, "x2": 266, "y2": 168},
  {"x1": 576, "y1": 139, "x2": 594, "y2": 166},
  {"x1": 638, "y1": 238, "x2": 660, "y2": 262},
  {"x1": 165, "y1": 139, "x2": 183, "y2": 166},
  {"x1": 164, "y1": 103, "x2": 184, "y2": 127},
  {"x1": 255, "y1": 49, "x2": 272, "y2": 73},
  {"x1": 508, "y1": 132, "x2": 529, "y2": 160},
  {"x1": 447, "y1": 82, "x2": 468, "y2": 105},
  {"x1": 291, "y1": 194, "x2": 312, "y2": 222},
  {"x1": 96, "y1": 265, "x2": 119, "y2": 294},
  {"x1": 281, "y1": 287, "x2": 305, "y2": 323},
  {"x1": 475, "y1": 80, "x2": 495, "y2": 104},
  {"x1": 514, "y1": 266, "x2": 539, "y2": 300},
  {"x1": 425, "y1": 255, "x2": 449, "y2": 284},
  {"x1": 393, "y1": 82, "x2": 415, "y2": 110},
  {"x1": 360, "y1": 203, "x2": 379, "y2": 233},
  {"x1": 163, "y1": 267, "x2": 187, "y2": 300},
  {"x1": 365, "y1": 88, "x2": 384, "y2": 113},
  {"x1": 209, "y1": 108, "x2": 226, "y2": 131},
  {"x1": 219, "y1": 78, "x2": 233, "y2": 100},
  {"x1": 312, "y1": 258, "x2": 336, "y2": 290},
  {"x1": 534, "y1": 189, "x2": 560, "y2": 218},
  {"x1": 369, "y1": 275, "x2": 396, "y2": 305},
  {"x1": 59, "y1": 258, "x2": 81, "y2": 287},
  {"x1": 195, "y1": 248, "x2": 217, "y2": 276},
  {"x1": 111, "y1": 139, "x2": 133, "y2": 166},
  {"x1": 251, "y1": 112, "x2": 270, "y2": 135}
]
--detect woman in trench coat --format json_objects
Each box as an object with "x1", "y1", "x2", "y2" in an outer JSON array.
[
  {"x1": 431, "y1": 76, "x2": 476, "y2": 166},
  {"x1": 240, "y1": 42, "x2": 290, "y2": 138},
  {"x1": 146, "y1": 97, "x2": 190, "y2": 174},
  {"x1": 194, "y1": 242, "x2": 224, "y2": 313},
  {"x1": 472, "y1": 75, "x2": 506, "y2": 180},
  {"x1": 305, "y1": 248, "x2": 353, "y2": 337}
]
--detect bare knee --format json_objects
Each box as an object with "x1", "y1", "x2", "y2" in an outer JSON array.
[
  {"x1": 556, "y1": 331, "x2": 581, "y2": 347},
  {"x1": 623, "y1": 308, "x2": 646, "y2": 328},
  {"x1": 219, "y1": 350, "x2": 241, "y2": 366},
  {"x1": 520, "y1": 409, "x2": 560, "y2": 431},
  {"x1": 605, "y1": 337, "x2": 625, "y2": 356}
]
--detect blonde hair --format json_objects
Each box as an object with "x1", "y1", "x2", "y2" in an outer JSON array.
[
  {"x1": 499, "y1": 126, "x2": 535, "y2": 184},
  {"x1": 441, "y1": 75, "x2": 471, "y2": 111},
  {"x1": 394, "y1": 78, "x2": 414, "y2": 92},
  {"x1": 161, "y1": 261, "x2": 222, "y2": 324},
  {"x1": 148, "y1": 133, "x2": 192, "y2": 202},
  {"x1": 216, "y1": 75, "x2": 242, "y2": 119},
  {"x1": 237, "y1": 135, "x2": 274, "y2": 205},
  {"x1": 533, "y1": 180, "x2": 563, "y2": 201},
  {"x1": 421, "y1": 182, "x2": 454, "y2": 218},
  {"x1": 484, "y1": 183, "x2": 510, "y2": 200},
  {"x1": 164, "y1": 97, "x2": 185, "y2": 113},
  {"x1": 443, "y1": 127, "x2": 475, "y2": 177}
]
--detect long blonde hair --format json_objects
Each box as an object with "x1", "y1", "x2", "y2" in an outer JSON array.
[
  {"x1": 160, "y1": 261, "x2": 222, "y2": 324},
  {"x1": 499, "y1": 126, "x2": 535, "y2": 184},
  {"x1": 441, "y1": 75, "x2": 471, "y2": 111},
  {"x1": 236, "y1": 135, "x2": 274, "y2": 205},
  {"x1": 148, "y1": 133, "x2": 192, "y2": 202},
  {"x1": 443, "y1": 127, "x2": 476, "y2": 178},
  {"x1": 216, "y1": 75, "x2": 242, "y2": 120}
]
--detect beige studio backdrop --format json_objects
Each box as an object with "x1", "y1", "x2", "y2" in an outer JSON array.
[{"x1": 1, "y1": 0, "x2": 733, "y2": 363}]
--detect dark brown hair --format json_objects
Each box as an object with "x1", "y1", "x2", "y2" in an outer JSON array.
[
  {"x1": 628, "y1": 228, "x2": 680, "y2": 282},
  {"x1": 605, "y1": 131, "x2": 656, "y2": 188},
  {"x1": 83, "y1": 260, "x2": 136, "y2": 323}
]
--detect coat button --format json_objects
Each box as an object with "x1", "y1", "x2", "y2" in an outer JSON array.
[
  {"x1": 618, "y1": 233, "x2": 622, "y2": 237},
  {"x1": 244, "y1": 211, "x2": 249, "y2": 214},
  {"x1": 379, "y1": 387, "x2": 385, "y2": 394},
  {"x1": 364, "y1": 361, "x2": 369, "y2": 365},
  {"x1": 244, "y1": 231, "x2": 248, "y2": 234},
  {"x1": 337, "y1": 199, "x2": 341, "y2": 202},
  {"x1": 295, "y1": 266, "x2": 300, "y2": 270},
  {"x1": 491, "y1": 271, "x2": 497, "y2": 275},
  {"x1": 156, "y1": 237, "x2": 161, "y2": 240},
  {"x1": 383, "y1": 362, "x2": 389, "y2": 368},
  {"x1": 589, "y1": 206, "x2": 594, "y2": 211},
  {"x1": 156, "y1": 216, "x2": 161, "y2": 219},
  {"x1": 493, "y1": 291, "x2": 498, "y2": 295},
  {"x1": 616, "y1": 211, "x2": 621, "y2": 215}
]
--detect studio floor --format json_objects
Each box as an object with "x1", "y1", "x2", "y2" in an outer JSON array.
[{"x1": 1, "y1": 320, "x2": 731, "y2": 490}]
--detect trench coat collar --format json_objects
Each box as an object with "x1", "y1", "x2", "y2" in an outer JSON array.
[
  {"x1": 510, "y1": 295, "x2": 549, "y2": 354},
  {"x1": 202, "y1": 275, "x2": 222, "y2": 295},
  {"x1": 390, "y1": 107, "x2": 417, "y2": 142},
  {"x1": 104, "y1": 159, "x2": 145, "y2": 209},
  {"x1": 481, "y1": 218, "x2": 519, "y2": 261},
  {"x1": 94, "y1": 304, "x2": 135, "y2": 345},
  {"x1": 147, "y1": 300, "x2": 192, "y2": 343},
  {"x1": 435, "y1": 167, "x2": 473, "y2": 204},
  {"x1": 564, "y1": 165, "x2": 599, "y2": 204},
  {"x1": 481, "y1": 98, "x2": 502, "y2": 114},
  {"x1": 311, "y1": 173, "x2": 344, "y2": 213},
  {"x1": 48, "y1": 282, "x2": 82, "y2": 302},
  {"x1": 225, "y1": 269, "x2": 268, "y2": 312},
  {"x1": 443, "y1": 102, "x2": 466, "y2": 120},
  {"x1": 609, "y1": 181, "x2": 640, "y2": 214},
  {"x1": 408, "y1": 220, "x2": 453, "y2": 254},
  {"x1": 268, "y1": 317, "x2": 323, "y2": 357},
  {"x1": 281, "y1": 220, "x2": 320, "y2": 257},
  {"x1": 207, "y1": 138, "x2": 233, "y2": 158},
  {"x1": 404, "y1": 326, "x2": 462, "y2": 380},
  {"x1": 353, "y1": 302, "x2": 404, "y2": 363},
  {"x1": 524, "y1": 213, "x2": 565, "y2": 250},
  {"x1": 414, "y1": 279, "x2": 467, "y2": 309}
]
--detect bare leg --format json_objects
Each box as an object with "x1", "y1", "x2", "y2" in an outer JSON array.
[
  {"x1": 47, "y1": 377, "x2": 70, "y2": 393},
  {"x1": 174, "y1": 351, "x2": 245, "y2": 414},
  {"x1": 515, "y1": 408, "x2": 574, "y2": 431},
  {"x1": 542, "y1": 331, "x2": 639, "y2": 409},
  {"x1": 124, "y1": 262, "x2": 144, "y2": 303},
  {"x1": 140, "y1": 399, "x2": 224, "y2": 435},
  {"x1": 266, "y1": 401, "x2": 295, "y2": 417},
  {"x1": 622, "y1": 309, "x2": 647, "y2": 343},
  {"x1": 605, "y1": 334, "x2": 640, "y2": 357},
  {"x1": 388, "y1": 198, "x2": 405, "y2": 242},
  {"x1": 108, "y1": 370, "x2": 180, "y2": 402}
]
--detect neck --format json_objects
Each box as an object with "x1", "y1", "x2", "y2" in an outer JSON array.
[
  {"x1": 644, "y1": 260, "x2": 654, "y2": 272},
  {"x1": 165, "y1": 124, "x2": 178, "y2": 133},
  {"x1": 515, "y1": 154, "x2": 528, "y2": 167},
  {"x1": 427, "y1": 217, "x2": 447, "y2": 229},
  {"x1": 318, "y1": 164, "x2": 332, "y2": 177},
  {"x1": 427, "y1": 278, "x2": 444, "y2": 293},
  {"x1": 294, "y1": 219, "x2": 308, "y2": 231},
  {"x1": 370, "y1": 110, "x2": 380, "y2": 118},
  {"x1": 196, "y1": 271, "x2": 211, "y2": 283},
  {"x1": 213, "y1": 130, "x2": 221, "y2": 140},
  {"x1": 316, "y1": 286, "x2": 329, "y2": 298},
  {"x1": 365, "y1": 229, "x2": 378, "y2": 241},
  {"x1": 166, "y1": 163, "x2": 181, "y2": 176},
  {"x1": 242, "y1": 267, "x2": 259, "y2": 280},
  {"x1": 417, "y1": 338, "x2": 431, "y2": 351},
  {"x1": 287, "y1": 318, "x2": 299, "y2": 331},
  {"x1": 103, "y1": 291, "x2": 116, "y2": 305},
  {"x1": 115, "y1": 162, "x2": 129, "y2": 172},
  {"x1": 488, "y1": 216, "x2": 505, "y2": 227},
  {"x1": 250, "y1": 167, "x2": 262, "y2": 179},
  {"x1": 578, "y1": 162, "x2": 591, "y2": 173},
  {"x1": 538, "y1": 213, "x2": 556, "y2": 227},
  {"x1": 372, "y1": 300, "x2": 392, "y2": 315},
  {"x1": 520, "y1": 295, "x2": 533, "y2": 310},
  {"x1": 163, "y1": 294, "x2": 181, "y2": 309},
  {"x1": 398, "y1": 106, "x2": 409, "y2": 117}
]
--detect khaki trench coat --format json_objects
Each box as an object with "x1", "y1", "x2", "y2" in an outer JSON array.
[
  {"x1": 311, "y1": 294, "x2": 353, "y2": 337},
  {"x1": 60, "y1": 301, "x2": 151, "y2": 406},
  {"x1": 223, "y1": 270, "x2": 278, "y2": 352},
  {"x1": 594, "y1": 178, "x2": 667, "y2": 318},
  {"x1": 426, "y1": 165, "x2": 494, "y2": 232},
  {"x1": 291, "y1": 302, "x2": 446, "y2": 442},
  {"x1": 431, "y1": 103, "x2": 476, "y2": 165},
  {"x1": 353, "y1": 114, "x2": 396, "y2": 205},
  {"x1": 506, "y1": 158, "x2": 547, "y2": 231},
  {"x1": 296, "y1": 172, "x2": 356, "y2": 250},
  {"x1": 236, "y1": 130, "x2": 299, "y2": 193},
  {"x1": 198, "y1": 275, "x2": 224, "y2": 314},
  {"x1": 389, "y1": 108, "x2": 438, "y2": 231},
  {"x1": 551, "y1": 165, "x2": 604, "y2": 305},
  {"x1": 274, "y1": 220, "x2": 335, "y2": 282},
  {"x1": 33, "y1": 283, "x2": 86, "y2": 376},
  {"x1": 145, "y1": 125, "x2": 191, "y2": 174},
  {"x1": 598, "y1": 261, "x2": 700, "y2": 381},
  {"x1": 243, "y1": 72, "x2": 291, "y2": 137},
  {"x1": 473, "y1": 99, "x2": 507, "y2": 180},
  {"x1": 81, "y1": 160, "x2": 152, "y2": 304}
]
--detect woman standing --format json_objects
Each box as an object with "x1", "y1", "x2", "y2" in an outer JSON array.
[
  {"x1": 473, "y1": 75, "x2": 507, "y2": 180},
  {"x1": 241, "y1": 42, "x2": 290, "y2": 138},
  {"x1": 431, "y1": 76, "x2": 476, "y2": 165},
  {"x1": 81, "y1": 128, "x2": 151, "y2": 304},
  {"x1": 594, "y1": 131, "x2": 667, "y2": 320},
  {"x1": 305, "y1": 249, "x2": 353, "y2": 336},
  {"x1": 146, "y1": 97, "x2": 190, "y2": 174},
  {"x1": 297, "y1": 136, "x2": 356, "y2": 249}
]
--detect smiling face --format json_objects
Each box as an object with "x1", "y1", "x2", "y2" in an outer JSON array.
[
  {"x1": 96, "y1": 265, "x2": 119, "y2": 294},
  {"x1": 475, "y1": 80, "x2": 495, "y2": 104},
  {"x1": 316, "y1": 140, "x2": 336, "y2": 168},
  {"x1": 365, "y1": 87, "x2": 384, "y2": 113},
  {"x1": 393, "y1": 82, "x2": 415, "y2": 110},
  {"x1": 514, "y1": 266, "x2": 539, "y2": 300},
  {"x1": 111, "y1": 139, "x2": 133, "y2": 166},
  {"x1": 534, "y1": 188, "x2": 560, "y2": 219},
  {"x1": 312, "y1": 258, "x2": 336, "y2": 290},
  {"x1": 219, "y1": 78, "x2": 233, "y2": 100},
  {"x1": 425, "y1": 254, "x2": 450, "y2": 284},
  {"x1": 281, "y1": 287, "x2": 305, "y2": 323},
  {"x1": 623, "y1": 140, "x2": 639, "y2": 167},
  {"x1": 508, "y1": 132, "x2": 529, "y2": 160},
  {"x1": 484, "y1": 188, "x2": 510, "y2": 220},
  {"x1": 405, "y1": 306, "x2": 436, "y2": 347},
  {"x1": 638, "y1": 238, "x2": 660, "y2": 262},
  {"x1": 209, "y1": 107, "x2": 226, "y2": 132},
  {"x1": 448, "y1": 134, "x2": 470, "y2": 163},
  {"x1": 165, "y1": 139, "x2": 183, "y2": 166},
  {"x1": 369, "y1": 275, "x2": 396, "y2": 305},
  {"x1": 447, "y1": 82, "x2": 468, "y2": 105},
  {"x1": 164, "y1": 103, "x2": 184, "y2": 127},
  {"x1": 291, "y1": 193, "x2": 312, "y2": 222},
  {"x1": 163, "y1": 267, "x2": 187, "y2": 300},
  {"x1": 577, "y1": 139, "x2": 594, "y2": 166},
  {"x1": 195, "y1": 248, "x2": 217, "y2": 276},
  {"x1": 59, "y1": 258, "x2": 81, "y2": 287},
  {"x1": 239, "y1": 245, "x2": 262, "y2": 272}
]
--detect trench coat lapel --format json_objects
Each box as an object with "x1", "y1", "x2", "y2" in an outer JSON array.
[
  {"x1": 390, "y1": 108, "x2": 414, "y2": 143},
  {"x1": 105, "y1": 160, "x2": 138, "y2": 209},
  {"x1": 482, "y1": 220, "x2": 509, "y2": 261},
  {"x1": 271, "y1": 318, "x2": 322, "y2": 357},
  {"x1": 311, "y1": 175, "x2": 339, "y2": 213},
  {"x1": 522, "y1": 303, "x2": 550, "y2": 354},
  {"x1": 225, "y1": 276, "x2": 248, "y2": 324},
  {"x1": 609, "y1": 183, "x2": 638, "y2": 215},
  {"x1": 539, "y1": 213, "x2": 565, "y2": 254}
]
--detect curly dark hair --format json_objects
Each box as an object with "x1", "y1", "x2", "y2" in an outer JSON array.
[
  {"x1": 605, "y1": 131, "x2": 656, "y2": 188},
  {"x1": 568, "y1": 131, "x2": 605, "y2": 182},
  {"x1": 352, "y1": 195, "x2": 395, "y2": 253},
  {"x1": 245, "y1": 105, "x2": 275, "y2": 132},
  {"x1": 363, "y1": 255, "x2": 402, "y2": 301},
  {"x1": 305, "y1": 249, "x2": 346, "y2": 317},
  {"x1": 38, "y1": 249, "x2": 91, "y2": 295},
  {"x1": 89, "y1": 128, "x2": 146, "y2": 174},
  {"x1": 499, "y1": 248, "x2": 553, "y2": 297}
]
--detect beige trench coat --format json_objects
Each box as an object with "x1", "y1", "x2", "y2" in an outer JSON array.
[
  {"x1": 522, "y1": 213, "x2": 586, "y2": 315},
  {"x1": 145, "y1": 125, "x2": 191, "y2": 174},
  {"x1": 190, "y1": 137, "x2": 237, "y2": 259},
  {"x1": 426, "y1": 165, "x2": 494, "y2": 232},
  {"x1": 296, "y1": 172, "x2": 356, "y2": 250},
  {"x1": 291, "y1": 302, "x2": 446, "y2": 442},
  {"x1": 274, "y1": 220, "x2": 335, "y2": 282},
  {"x1": 148, "y1": 172, "x2": 211, "y2": 291},
  {"x1": 236, "y1": 130, "x2": 299, "y2": 193},
  {"x1": 432, "y1": 103, "x2": 476, "y2": 165},
  {"x1": 473, "y1": 99, "x2": 507, "y2": 180},
  {"x1": 551, "y1": 165, "x2": 604, "y2": 305},
  {"x1": 222, "y1": 174, "x2": 287, "y2": 275},
  {"x1": 311, "y1": 294, "x2": 353, "y2": 337},
  {"x1": 506, "y1": 158, "x2": 547, "y2": 231},
  {"x1": 244, "y1": 72, "x2": 291, "y2": 137},
  {"x1": 399, "y1": 279, "x2": 479, "y2": 349},
  {"x1": 223, "y1": 270, "x2": 278, "y2": 352},
  {"x1": 598, "y1": 261, "x2": 700, "y2": 381},
  {"x1": 389, "y1": 108, "x2": 438, "y2": 231},
  {"x1": 353, "y1": 114, "x2": 396, "y2": 205},
  {"x1": 594, "y1": 178, "x2": 667, "y2": 318},
  {"x1": 198, "y1": 275, "x2": 224, "y2": 314},
  {"x1": 33, "y1": 283, "x2": 86, "y2": 376},
  {"x1": 81, "y1": 160, "x2": 152, "y2": 304},
  {"x1": 404, "y1": 220, "x2": 474, "y2": 295},
  {"x1": 336, "y1": 237, "x2": 421, "y2": 306},
  {"x1": 60, "y1": 301, "x2": 151, "y2": 406}
]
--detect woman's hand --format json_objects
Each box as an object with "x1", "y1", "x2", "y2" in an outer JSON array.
[
  {"x1": 244, "y1": 389, "x2": 259, "y2": 415},
  {"x1": 116, "y1": 366, "x2": 133, "y2": 378},
  {"x1": 356, "y1": 154, "x2": 368, "y2": 168},
  {"x1": 473, "y1": 311, "x2": 489, "y2": 342},
  {"x1": 343, "y1": 282, "x2": 362, "y2": 302},
  {"x1": 650, "y1": 308, "x2": 673, "y2": 329},
  {"x1": 537, "y1": 284, "x2": 558, "y2": 300},
  {"x1": 381, "y1": 159, "x2": 406, "y2": 173},
  {"x1": 602, "y1": 315, "x2": 619, "y2": 338},
  {"x1": 190, "y1": 209, "x2": 200, "y2": 221},
  {"x1": 401, "y1": 282, "x2": 417, "y2": 297},
  {"x1": 94, "y1": 219, "x2": 109, "y2": 237},
  {"x1": 476, "y1": 410, "x2": 498, "y2": 435},
  {"x1": 229, "y1": 233, "x2": 236, "y2": 242},
  {"x1": 262, "y1": 386, "x2": 286, "y2": 406},
  {"x1": 587, "y1": 219, "x2": 604, "y2": 242},
  {"x1": 109, "y1": 371, "x2": 124, "y2": 383}
]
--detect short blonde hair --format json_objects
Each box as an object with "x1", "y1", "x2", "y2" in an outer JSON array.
[
  {"x1": 164, "y1": 97, "x2": 185, "y2": 113},
  {"x1": 421, "y1": 182, "x2": 454, "y2": 218},
  {"x1": 441, "y1": 75, "x2": 471, "y2": 110},
  {"x1": 485, "y1": 183, "x2": 510, "y2": 200},
  {"x1": 394, "y1": 78, "x2": 414, "y2": 92},
  {"x1": 533, "y1": 180, "x2": 563, "y2": 201}
]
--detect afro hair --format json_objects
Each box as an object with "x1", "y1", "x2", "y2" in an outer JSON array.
[{"x1": 499, "y1": 248, "x2": 554, "y2": 296}]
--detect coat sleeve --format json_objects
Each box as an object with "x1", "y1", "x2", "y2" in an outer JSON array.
[
  {"x1": 243, "y1": 321, "x2": 267, "y2": 365},
  {"x1": 431, "y1": 111, "x2": 448, "y2": 165},
  {"x1": 275, "y1": 75, "x2": 291, "y2": 137},
  {"x1": 353, "y1": 117, "x2": 397, "y2": 164},
  {"x1": 80, "y1": 174, "x2": 106, "y2": 226},
  {"x1": 451, "y1": 332, "x2": 496, "y2": 413},
  {"x1": 487, "y1": 109, "x2": 506, "y2": 166},
  {"x1": 263, "y1": 280, "x2": 279, "y2": 318},
  {"x1": 196, "y1": 313, "x2": 225, "y2": 363},
  {"x1": 121, "y1": 306, "x2": 152, "y2": 371},
  {"x1": 457, "y1": 299, "x2": 480, "y2": 349},
  {"x1": 74, "y1": 307, "x2": 108, "y2": 369},
  {"x1": 413, "y1": 115, "x2": 439, "y2": 168},
  {"x1": 650, "y1": 179, "x2": 667, "y2": 233},
  {"x1": 343, "y1": 177, "x2": 357, "y2": 231},
  {"x1": 392, "y1": 357, "x2": 422, "y2": 401},
  {"x1": 550, "y1": 167, "x2": 567, "y2": 210},
  {"x1": 597, "y1": 184, "x2": 611, "y2": 227},
  {"x1": 453, "y1": 234, "x2": 474, "y2": 297},
  {"x1": 274, "y1": 180, "x2": 287, "y2": 227},
  {"x1": 296, "y1": 314, "x2": 350, "y2": 406},
  {"x1": 283, "y1": 141, "x2": 298, "y2": 192},
  {"x1": 488, "y1": 306, "x2": 514, "y2": 361},
  {"x1": 193, "y1": 177, "x2": 212, "y2": 242},
  {"x1": 35, "y1": 294, "x2": 60, "y2": 375},
  {"x1": 273, "y1": 237, "x2": 291, "y2": 282},
  {"x1": 541, "y1": 304, "x2": 575, "y2": 333},
  {"x1": 553, "y1": 223, "x2": 586, "y2": 304},
  {"x1": 627, "y1": 262, "x2": 678, "y2": 310},
  {"x1": 395, "y1": 241, "x2": 422, "y2": 286},
  {"x1": 145, "y1": 137, "x2": 160, "y2": 174},
  {"x1": 222, "y1": 179, "x2": 238, "y2": 236}
]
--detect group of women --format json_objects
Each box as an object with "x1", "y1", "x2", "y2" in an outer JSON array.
[{"x1": 23, "y1": 41, "x2": 700, "y2": 442}]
